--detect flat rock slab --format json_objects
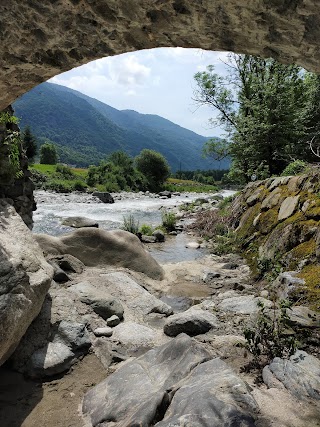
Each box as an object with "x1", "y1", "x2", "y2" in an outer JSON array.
[
  {"x1": 61, "y1": 216, "x2": 99, "y2": 228},
  {"x1": 82, "y1": 335, "x2": 211, "y2": 426},
  {"x1": 156, "y1": 358, "x2": 258, "y2": 427},
  {"x1": 263, "y1": 350, "x2": 320, "y2": 401},
  {"x1": 218, "y1": 295, "x2": 272, "y2": 315},
  {"x1": 164, "y1": 306, "x2": 219, "y2": 337},
  {"x1": 287, "y1": 306, "x2": 320, "y2": 328},
  {"x1": 112, "y1": 321, "x2": 159, "y2": 348},
  {"x1": 82, "y1": 334, "x2": 258, "y2": 427},
  {"x1": 278, "y1": 196, "x2": 300, "y2": 221}
]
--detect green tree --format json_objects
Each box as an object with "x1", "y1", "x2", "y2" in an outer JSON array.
[
  {"x1": 194, "y1": 54, "x2": 307, "y2": 182},
  {"x1": 135, "y1": 149, "x2": 170, "y2": 191},
  {"x1": 40, "y1": 142, "x2": 58, "y2": 165},
  {"x1": 22, "y1": 126, "x2": 37, "y2": 162}
]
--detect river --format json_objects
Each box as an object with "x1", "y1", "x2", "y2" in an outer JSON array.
[{"x1": 32, "y1": 189, "x2": 235, "y2": 263}]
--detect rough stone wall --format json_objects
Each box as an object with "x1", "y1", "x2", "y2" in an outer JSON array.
[
  {"x1": 0, "y1": 1, "x2": 320, "y2": 110},
  {"x1": 0, "y1": 106, "x2": 35, "y2": 229},
  {"x1": 232, "y1": 171, "x2": 320, "y2": 309}
]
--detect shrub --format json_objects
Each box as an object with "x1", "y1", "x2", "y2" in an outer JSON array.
[
  {"x1": 161, "y1": 210, "x2": 176, "y2": 232},
  {"x1": 56, "y1": 164, "x2": 75, "y2": 179},
  {"x1": 281, "y1": 160, "x2": 308, "y2": 176},
  {"x1": 43, "y1": 180, "x2": 72, "y2": 193},
  {"x1": 139, "y1": 224, "x2": 153, "y2": 235},
  {"x1": 243, "y1": 299, "x2": 297, "y2": 368},
  {"x1": 72, "y1": 180, "x2": 87, "y2": 191},
  {"x1": 122, "y1": 215, "x2": 139, "y2": 234}
]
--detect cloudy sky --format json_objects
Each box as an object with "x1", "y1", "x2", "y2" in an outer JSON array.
[{"x1": 50, "y1": 48, "x2": 230, "y2": 137}]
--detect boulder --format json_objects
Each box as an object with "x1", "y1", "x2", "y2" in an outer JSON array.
[
  {"x1": 61, "y1": 216, "x2": 99, "y2": 228},
  {"x1": 92, "y1": 192, "x2": 114, "y2": 203},
  {"x1": 152, "y1": 229, "x2": 165, "y2": 242},
  {"x1": 164, "y1": 306, "x2": 219, "y2": 337},
  {"x1": 263, "y1": 350, "x2": 320, "y2": 400},
  {"x1": 112, "y1": 321, "x2": 159, "y2": 349},
  {"x1": 158, "y1": 191, "x2": 171, "y2": 198},
  {"x1": 156, "y1": 358, "x2": 257, "y2": 427},
  {"x1": 82, "y1": 334, "x2": 258, "y2": 427},
  {"x1": 47, "y1": 260, "x2": 70, "y2": 283},
  {"x1": 82, "y1": 334, "x2": 211, "y2": 426},
  {"x1": 80, "y1": 295, "x2": 124, "y2": 320},
  {"x1": 48, "y1": 254, "x2": 84, "y2": 274},
  {"x1": 106, "y1": 315, "x2": 120, "y2": 327},
  {"x1": 186, "y1": 241, "x2": 200, "y2": 249},
  {"x1": 0, "y1": 201, "x2": 53, "y2": 366},
  {"x1": 261, "y1": 187, "x2": 282, "y2": 210},
  {"x1": 35, "y1": 228, "x2": 164, "y2": 280},
  {"x1": 287, "y1": 306, "x2": 320, "y2": 328}
]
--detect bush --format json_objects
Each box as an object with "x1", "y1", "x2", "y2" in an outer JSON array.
[
  {"x1": 281, "y1": 160, "x2": 308, "y2": 176},
  {"x1": 43, "y1": 179, "x2": 72, "y2": 193},
  {"x1": 56, "y1": 164, "x2": 75, "y2": 179},
  {"x1": 161, "y1": 210, "x2": 176, "y2": 232},
  {"x1": 72, "y1": 180, "x2": 87, "y2": 191},
  {"x1": 122, "y1": 215, "x2": 139, "y2": 234},
  {"x1": 139, "y1": 224, "x2": 153, "y2": 235}
]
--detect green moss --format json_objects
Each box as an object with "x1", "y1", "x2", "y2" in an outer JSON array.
[
  {"x1": 286, "y1": 239, "x2": 316, "y2": 270},
  {"x1": 257, "y1": 208, "x2": 278, "y2": 234},
  {"x1": 297, "y1": 264, "x2": 320, "y2": 311},
  {"x1": 305, "y1": 205, "x2": 320, "y2": 220},
  {"x1": 236, "y1": 203, "x2": 261, "y2": 241}
]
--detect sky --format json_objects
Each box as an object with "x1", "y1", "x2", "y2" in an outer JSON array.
[{"x1": 49, "y1": 48, "x2": 230, "y2": 137}]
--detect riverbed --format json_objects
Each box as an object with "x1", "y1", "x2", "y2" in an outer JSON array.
[{"x1": 32, "y1": 189, "x2": 235, "y2": 263}]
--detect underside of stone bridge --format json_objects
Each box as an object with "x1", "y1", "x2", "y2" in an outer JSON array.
[{"x1": 0, "y1": 0, "x2": 320, "y2": 111}]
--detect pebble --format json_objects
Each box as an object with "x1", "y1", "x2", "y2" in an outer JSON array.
[
  {"x1": 107, "y1": 315, "x2": 121, "y2": 327},
  {"x1": 93, "y1": 327, "x2": 113, "y2": 337}
]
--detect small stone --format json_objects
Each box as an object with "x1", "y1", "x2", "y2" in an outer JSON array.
[
  {"x1": 93, "y1": 327, "x2": 113, "y2": 337},
  {"x1": 278, "y1": 195, "x2": 300, "y2": 221},
  {"x1": 186, "y1": 241, "x2": 200, "y2": 249},
  {"x1": 106, "y1": 315, "x2": 120, "y2": 327},
  {"x1": 260, "y1": 290, "x2": 269, "y2": 298}
]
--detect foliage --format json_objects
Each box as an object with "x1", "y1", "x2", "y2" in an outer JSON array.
[
  {"x1": 194, "y1": 54, "x2": 318, "y2": 183},
  {"x1": 243, "y1": 300, "x2": 297, "y2": 367},
  {"x1": 281, "y1": 160, "x2": 309, "y2": 176},
  {"x1": 122, "y1": 214, "x2": 139, "y2": 235},
  {"x1": 72, "y1": 180, "x2": 87, "y2": 191},
  {"x1": 173, "y1": 169, "x2": 229, "y2": 183},
  {"x1": 161, "y1": 210, "x2": 177, "y2": 232},
  {"x1": 135, "y1": 149, "x2": 170, "y2": 191},
  {"x1": 22, "y1": 126, "x2": 37, "y2": 162},
  {"x1": 30, "y1": 163, "x2": 88, "y2": 191},
  {"x1": 139, "y1": 224, "x2": 154, "y2": 236},
  {"x1": 55, "y1": 163, "x2": 75, "y2": 179},
  {"x1": 40, "y1": 142, "x2": 58, "y2": 164},
  {"x1": 0, "y1": 112, "x2": 23, "y2": 182},
  {"x1": 163, "y1": 178, "x2": 218, "y2": 193},
  {"x1": 42, "y1": 179, "x2": 73, "y2": 193}
]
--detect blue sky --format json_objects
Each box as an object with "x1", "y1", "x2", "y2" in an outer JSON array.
[{"x1": 50, "y1": 48, "x2": 229, "y2": 137}]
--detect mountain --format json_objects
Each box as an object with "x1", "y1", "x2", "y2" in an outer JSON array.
[{"x1": 13, "y1": 82, "x2": 230, "y2": 171}]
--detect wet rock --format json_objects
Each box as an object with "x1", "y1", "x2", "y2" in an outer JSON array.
[
  {"x1": 92, "y1": 192, "x2": 114, "y2": 203},
  {"x1": 218, "y1": 295, "x2": 272, "y2": 315},
  {"x1": 156, "y1": 358, "x2": 257, "y2": 427},
  {"x1": 61, "y1": 216, "x2": 99, "y2": 228},
  {"x1": 106, "y1": 315, "x2": 120, "y2": 327},
  {"x1": 263, "y1": 350, "x2": 320, "y2": 400},
  {"x1": 158, "y1": 191, "x2": 171, "y2": 198},
  {"x1": 152, "y1": 229, "x2": 165, "y2": 242},
  {"x1": 93, "y1": 327, "x2": 113, "y2": 337},
  {"x1": 82, "y1": 334, "x2": 211, "y2": 426},
  {"x1": 164, "y1": 306, "x2": 219, "y2": 337}
]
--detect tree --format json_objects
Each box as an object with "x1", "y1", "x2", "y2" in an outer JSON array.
[
  {"x1": 194, "y1": 54, "x2": 307, "y2": 182},
  {"x1": 40, "y1": 142, "x2": 58, "y2": 164},
  {"x1": 135, "y1": 149, "x2": 170, "y2": 191},
  {"x1": 22, "y1": 126, "x2": 37, "y2": 162}
]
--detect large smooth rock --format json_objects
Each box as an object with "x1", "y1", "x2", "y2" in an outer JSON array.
[
  {"x1": 112, "y1": 321, "x2": 158, "y2": 348},
  {"x1": 263, "y1": 350, "x2": 320, "y2": 401},
  {"x1": 164, "y1": 306, "x2": 219, "y2": 337},
  {"x1": 82, "y1": 334, "x2": 211, "y2": 426},
  {"x1": 156, "y1": 358, "x2": 258, "y2": 427},
  {"x1": 92, "y1": 192, "x2": 114, "y2": 204},
  {"x1": 0, "y1": 201, "x2": 53, "y2": 365},
  {"x1": 35, "y1": 228, "x2": 164, "y2": 279}
]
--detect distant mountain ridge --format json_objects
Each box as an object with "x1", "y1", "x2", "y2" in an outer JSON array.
[{"x1": 13, "y1": 82, "x2": 230, "y2": 171}]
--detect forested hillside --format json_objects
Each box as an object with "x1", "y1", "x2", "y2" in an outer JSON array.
[{"x1": 13, "y1": 82, "x2": 229, "y2": 171}]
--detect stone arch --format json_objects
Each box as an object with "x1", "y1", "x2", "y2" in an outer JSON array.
[{"x1": 0, "y1": 0, "x2": 320, "y2": 110}]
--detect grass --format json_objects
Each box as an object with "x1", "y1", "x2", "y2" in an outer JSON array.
[{"x1": 163, "y1": 178, "x2": 218, "y2": 193}]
